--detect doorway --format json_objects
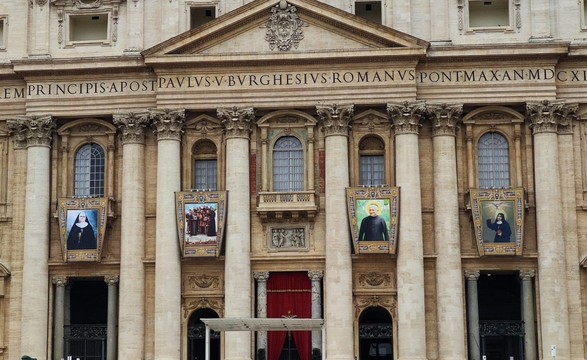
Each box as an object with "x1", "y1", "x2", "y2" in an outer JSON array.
[
  {"x1": 187, "y1": 308, "x2": 220, "y2": 360},
  {"x1": 358, "y1": 306, "x2": 393, "y2": 360}
]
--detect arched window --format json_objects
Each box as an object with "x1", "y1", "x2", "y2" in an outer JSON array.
[
  {"x1": 193, "y1": 140, "x2": 218, "y2": 191},
  {"x1": 478, "y1": 132, "x2": 510, "y2": 189},
  {"x1": 359, "y1": 136, "x2": 385, "y2": 186},
  {"x1": 74, "y1": 144, "x2": 105, "y2": 197},
  {"x1": 273, "y1": 136, "x2": 304, "y2": 192}
]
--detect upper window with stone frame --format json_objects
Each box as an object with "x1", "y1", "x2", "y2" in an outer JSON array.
[
  {"x1": 51, "y1": 0, "x2": 123, "y2": 48},
  {"x1": 57, "y1": 119, "x2": 116, "y2": 199},
  {"x1": 192, "y1": 139, "x2": 218, "y2": 191},
  {"x1": 358, "y1": 135, "x2": 386, "y2": 186},
  {"x1": 463, "y1": 106, "x2": 525, "y2": 190},
  {"x1": 0, "y1": 16, "x2": 7, "y2": 50},
  {"x1": 189, "y1": 4, "x2": 217, "y2": 30},
  {"x1": 354, "y1": 1, "x2": 382, "y2": 24},
  {"x1": 460, "y1": 0, "x2": 520, "y2": 33}
]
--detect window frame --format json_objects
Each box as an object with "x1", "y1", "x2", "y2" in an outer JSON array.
[
  {"x1": 184, "y1": 1, "x2": 220, "y2": 32},
  {"x1": 65, "y1": 10, "x2": 112, "y2": 47},
  {"x1": 271, "y1": 135, "x2": 305, "y2": 192},
  {"x1": 582, "y1": 0, "x2": 587, "y2": 30},
  {"x1": 0, "y1": 16, "x2": 6, "y2": 50},
  {"x1": 353, "y1": 0, "x2": 383, "y2": 24},
  {"x1": 463, "y1": 0, "x2": 516, "y2": 33},
  {"x1": 358, "y1": 135, "x2": 386, "y2": 187},
  {"x1": 477, "y1": 131, "x2": 511, "y2": 189},
  {"x1": 192, "y1": 139, "x2": 219, "y2": 191},
  {"x1": 73, "y1": 143, "x2": 107, "y2": 198}
]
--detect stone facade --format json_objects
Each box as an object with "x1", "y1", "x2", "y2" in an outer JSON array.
[{"x1": 0, "y1": 0, "x2": 586, "y2": 360}]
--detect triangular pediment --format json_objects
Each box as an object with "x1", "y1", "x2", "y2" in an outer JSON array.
[{"x1": 143, "y1": 0, "x2": 428, "y2": 64}]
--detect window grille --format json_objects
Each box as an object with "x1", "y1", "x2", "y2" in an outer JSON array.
[
  {"x1": 195, "y1": 159, "x2": 218, "y2": 190},
  {"x1": 74, "y1": 144, "x2": 105, "y2": 197},
  {"x1": 360, "y1": 155, "x2": 385, "y2": 186},
  {"x1": 478, "y1": 132, "x2": 510, "y2": 188},
  {"x1": 273, "y1": 136, "x2": 304, "y2": 192}
]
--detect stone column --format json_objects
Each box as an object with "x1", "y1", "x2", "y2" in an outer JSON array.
[
  {"x1": 308, "y1": 270, "x2": 323, "y2": 352},
  {"x1": 387, "y1": 102, "x2": 427, "y2": 360},
  {"x1": 113, "y1": 112, "x2": 150, "y2": 360},
  {"x1": 8, "y1": 115, "x2": 54, "y2": 360},
  {"x1": 465, "y1": 270, "x2": 480, "y2": 360},
  {"x1": 429, "y1": 104, "x2": 466, "y2": 360},
  {"x1": 53, "y1": 276, "x2": 68, "y2": 360},
  {"x1": 519, "y1": 270, "x2": 536, "y2": 360},
  {"x1": 218, "y1": 107, "x2": 256, "y2": 360},
  {"x1": 526, "y1": 100, "x2": 571, "y2": 360},
  {"x1": 316, "y1": 104, "x2": 354, "y2": 360},
  {"x1": 151, "y1": 109, "x2": 185, "y2": 360},
  {"x1": 254, "y1": 272, "x2": 269, "y2": 355},
  {"x1": 104, "y1": 275, "x2": 119, "y2": 360},
  {"x1": 557, "y1": 107, "x2": 586, "y2": 360}
]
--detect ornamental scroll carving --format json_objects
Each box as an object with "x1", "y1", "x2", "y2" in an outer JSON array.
[
  {"x1": 217, "y1": 107, "x2": 255, "y2": 139},
  {"x1": 526, "y1": 100, "x2": 577, "y2": 135},
  {"x1": 150, "y1": 109, "x2": 185, "y2": 141},
  {"x1": 387, "y1": 101, "x2": 426, "y2": 135},
  {"x1": 354, "y1": 295, "x2": 396, "y2": 318},
  {"x1": 428, "y1": 103, "x2": 462, "y2": 137},
  {"x1": 113, "y1": 112, "x2": 150, "y2": 144},
  {"x1": 358, "y1": 272, "x2": 393, "y2": 287},
  {"x1": 7, "y1": 115, "x2": 55, "y2": 148},
  {"x1": 265, "y1": 0, "x2": 306, "y2": 51},
  {"x1": 183, "y1": 297, "x2": 224, "y2": 318},
  {"x1": 188, "y1": 274, "x2": 220, "y2": 289}
]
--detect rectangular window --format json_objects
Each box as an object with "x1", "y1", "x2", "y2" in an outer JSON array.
[
  {"x1": 360, "y1": 155, "x2": 384, "y2": 186},
  {"x1": 355, "y1": 1, "x2": 382, "y2": 24},
  {"x1": 69, "y1": 14, "x2": 109, "y2": 42},
  {"x1": 583, "y1": 0, "x2": 587, "y2": 29},
  {"x1": 191, "y1": 6, "x2": 216, "y2": 29},
  {"x1": 0, "y1": 17, "x2": 5, "y2": 49},
  {"x1": 195, "y1": 160, "x2": 217, "y2": 191},
  {"x1": 468, "y1": 0, "x2": 510, "y2": 28}
]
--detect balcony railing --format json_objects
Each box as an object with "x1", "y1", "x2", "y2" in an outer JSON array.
[
  {"x1": 64, "y1": 324, "x2": 107, "y2": 360},
  {"x1": 257, "y1": 191, "x2": 318, "y2": 220}
]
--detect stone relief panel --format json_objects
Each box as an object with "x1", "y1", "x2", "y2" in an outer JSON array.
[
  {"x1": 183, "y1": 272, "x2": 223, "y2": 295},
  {"x1": 354, "y1": 271, "x2": 396, "y2": 292},
  {"x1": 267, "y1": 224, "x2": 310, "y2": 251},
  {"x1": 183, "y1": 297, "x2": 224, "y2": 319}
]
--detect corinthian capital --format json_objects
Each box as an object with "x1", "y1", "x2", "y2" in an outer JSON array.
[
  {"x1": 428, "y1": 103, "x2": 462, "y2": 137},
  {"x1": 150, "y1": 109, "x2": 185, "y2": 141},
  {"x1": 526, "y1": 100, "x2": 576, "y2": 135},
  {"x1": 7, "y1": 115, "x2": 54, "y2": 148},
  {"x1": 387, "y1": 101, "x2": 426, "y2": 135},
  {"x1": 113, "y1": 112, "x2": 150, "y2": 144},
  {"x1": 217, "y1": 107, "x2": 255, "y2": 139},
  {"x1": 316, "y1": 103, "x2": 354, "y2": 137}
]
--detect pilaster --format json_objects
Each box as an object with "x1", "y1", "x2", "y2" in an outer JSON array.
[
  {"x1": 429, "y1": 103, "x2": 465, "y2": 360},
  {"x1": 464, "y1": 270, "x2": 480, "y2": 360},
  {"x1": 308, "y1": 270, "x2": 323, "y2": 352},
  {"x1": 387, "y1": 101, "x2": 427, "y2": 360},
  {"x1": 519, "y1": 270, "x2": 537, "y2": 360},
  {"x1": 254, "y1": 272, "x2": 269, "y2": 354},
  {"x1": 316, "y1": 103, "x2": 354, "y2": 360},
  {"x1": 218, "y1": 107, "x2": 255, "y2": 360},
  {"x1": 151, "y1": 109, "x2": 185, "y2": 360},
  {"x1": 113, "y1": 112, "x2": 149, "y2": 360},
  {"x1": 104, "y1": 275, "x2": 119, "y2": 360},
  {"x1": 52, "y1": 276, "x2": 68, "y2": 360}
]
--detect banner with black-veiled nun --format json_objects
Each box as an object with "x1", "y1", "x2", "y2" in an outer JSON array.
[
  {"x1": 469, "y1": 188, "x2": 525, "y2": 256},
  {"x1": 58, "y1": 198, "x2": 108, "y2": 262},
  {"x1": 346, "y1": 187, "x2": 400, "y2": 255},
  {"x1": 175, "y1": 191, "x2": 227, "y2": 257}
]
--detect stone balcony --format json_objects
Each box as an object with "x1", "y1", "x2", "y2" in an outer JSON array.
[{"x1": 256, "y1": 191, "x2": 319, "y2": 221}]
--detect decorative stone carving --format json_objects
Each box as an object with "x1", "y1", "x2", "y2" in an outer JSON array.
[
  {"x1": 217, "y1": 107, "x2": 255, "y2": 139},
  {"x1": 75, "y1": 0, "x2": 102, "y2": 9},
  {"x1": 104, "y1": 275, "x2": 119, "y2": 285},
  {"x1": 254, "y1": 272, "x2": 270, "y2": 282},
  {"x1": 183, "y1": 297, "x2": 224, "y2": 318},
  {"x1": 36, "y1": 0, "x2": 49, "y2": 6},
  {"x1": 316, "y1": 104, "x2": 354, "y2": 137},
  {"x1": 265, "y1": 0, "x2": 305, "y2": 51},
  {"x1": 428, "y1": 103, "x2": 463, "y2": 137},
  {"x1": 270, "y1": 228, "x2": 305, "y2": 248},
  {"x1": 526, "y1": 100, "x2": 577, "y2": 135},
  {"x1": 355, "y1": 295, "x2": 396, "y2": 316},
  {"x1": 113, "y1": 112, "x2": 150, "y2": 144},
  {"x1": 358, "y1": 272, "x2": 392, "y2": 287},
  {"x1": 353, "y1": 110, "x2": 388, "y2": 132},
  {"x1": 308, "y1": 270, "x2": 323, "y2": 281},
  {"x1": 150, "y1": 109, "x2": 185, "y2": 141},
  {"x1": 387, "y1": 101, "x2": 426, "y2": 135},
  {"x1": 52, "y1": 276, "x2": 69, "y2": 287},
  {"x1": 188, "y1": 274, "x2": 220, "y2": 289},
  {"x1": 7, "y1": 115, "x2": 55, "y2": 148},
  {"x1": 464, "y1": 269, "x2": 480, "y2": 280},
  {"x1": 519, "y1": 269, "x2": 536, "y2": 280},
  {"x1": 556, "y1": 103, "x2": 578, "y2": 135}
]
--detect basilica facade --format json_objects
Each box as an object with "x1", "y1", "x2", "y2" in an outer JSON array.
[{"x1": 0, "y1": 0, "x2": 586, "y2": 360}]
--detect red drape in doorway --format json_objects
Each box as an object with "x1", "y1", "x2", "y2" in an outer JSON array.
[{"x1": 267, "y1": 272, "x2": 312, "y2": 360}]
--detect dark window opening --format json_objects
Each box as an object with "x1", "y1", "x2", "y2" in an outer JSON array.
[
  {"x1": 355, "y1": 1, "x2": 382, "y2": 24},
  {"x1": 188, "y1": 308, "x2": 220, "y2": 360},
  {"x1": 190, "y1": 6, "x2": 216, "y2": 29},
  {"x1": 358, "y1": 307, "x2": 393, "y2": 360}
]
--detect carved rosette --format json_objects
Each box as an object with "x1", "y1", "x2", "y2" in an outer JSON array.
[
  {"x1": 104, "y1": 275, "x2": 119, "y2": 286},
  {"x1": 265, "y1": 0, "x2": 306, "y2": 51},
  {"x1": 52, "y1": 276, "x2": 69, "y2": 287},
  {"x1": 316, "y1": 104, "x2": 354, "y2": 137},
  {"x1": 113, "y1": 112, "x2": 150, "y2": 144},
  {"x1": 428, "y1": 103, "x2": 463, "y2": 137},
  {"x1": 519, "y1": 269, "x2": 535, "y2": 281},
  {"x1": 150, "y1": 109, "x2": 185, "y2": 141},
  {"x1": 387, "y1": 101, "x2": 426, "y2": 135},
  {"x1": 464, "y1": 269, "x2": 480, "y2": 281},
  {"x1": 7, "y1": 115, "x2": 55, "y2": 148},
  {"x1": 526, "y1": 100, "x2": 576, "y2": 135},
  {"x1": 217, "y1": 107, "x2": 255, "y2": 139}
]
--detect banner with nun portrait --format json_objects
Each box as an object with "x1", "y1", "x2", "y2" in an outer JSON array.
[
  {"x1": 469, "y1": 188, "x2": 525, "y2": 256},
  {"x1": 58, "y1": 197, "x2": 108, "y2": 262}
]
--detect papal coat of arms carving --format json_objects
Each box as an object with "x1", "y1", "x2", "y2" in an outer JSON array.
[{"x1": 265, "y1": 0, "x2": 306, "y2": 51}]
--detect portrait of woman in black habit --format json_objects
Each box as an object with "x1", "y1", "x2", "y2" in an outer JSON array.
[{"x1": 67, "y1": 211, "x2": 98, "y2": 250}]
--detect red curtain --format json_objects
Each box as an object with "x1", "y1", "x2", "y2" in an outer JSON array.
[{"x1": 267, "y1": 272, "x2": 312, "y2": 360}]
